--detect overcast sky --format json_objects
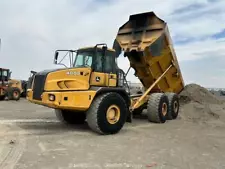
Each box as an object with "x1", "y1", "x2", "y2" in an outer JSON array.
[{"x1": 0, "y1": 0, "x2": 225, "y2": 88}]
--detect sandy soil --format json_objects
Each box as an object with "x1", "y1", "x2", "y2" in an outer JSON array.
[{"x1": 0, "y1": 84, "x2": 225, "y2": 169}]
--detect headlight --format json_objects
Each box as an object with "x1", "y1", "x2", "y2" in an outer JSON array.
[{"x1": 49, "y1": 94, "x2": 55, "y2": 101}]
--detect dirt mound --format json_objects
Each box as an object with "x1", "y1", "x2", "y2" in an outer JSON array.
[
  {"x1": 180, "y1": 102, "x2": 223, "y2": 123},
  {"x1": 178, "y1": 83, "x2": 225, "y2": 124},
  {"x1": 179, "y1": 83, "x2": 224, "y2": 105}
]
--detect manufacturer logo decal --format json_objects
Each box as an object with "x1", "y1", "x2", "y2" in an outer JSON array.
[{"x1": 66, "y1": 71, "x2": 80, "y2": 75}]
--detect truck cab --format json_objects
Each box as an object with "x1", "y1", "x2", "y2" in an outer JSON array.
[{"x1": 27, "y1": 44, "x2": 130, "y2": 108}]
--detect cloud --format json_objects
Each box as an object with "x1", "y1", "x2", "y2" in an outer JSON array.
[
  {"x1": 179, "y1": 54, "x2": 225, "y2": 88},
  {"x1": 0, "y1": 0, "x2": 224, "y2": 88}
]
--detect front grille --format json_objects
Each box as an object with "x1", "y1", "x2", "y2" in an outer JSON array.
[{"x1": 32, "y1": 74, "x2": 46, "y2": 100}]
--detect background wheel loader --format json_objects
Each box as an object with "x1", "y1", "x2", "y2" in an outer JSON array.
[
  {"x1": 26, "y1": 11, "x2": 185, "y2": 135},
  {"x1": 0, "y1": 68, "x2": 27, "y2": 101}
]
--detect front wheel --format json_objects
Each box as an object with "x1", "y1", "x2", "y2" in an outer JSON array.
[
  {"x1": 86, "y1": 92, "x2": 128, "y2": 135},
  {"x1": 8, "y1": 87, "x2": 21, "y2": 101}
]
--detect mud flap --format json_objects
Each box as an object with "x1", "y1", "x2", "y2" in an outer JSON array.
[{"x1": 126, "y1": 109, "x2": 132, "y2": 123}]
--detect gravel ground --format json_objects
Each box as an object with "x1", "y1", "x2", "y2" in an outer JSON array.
[{"x1": 0, "y1": 98, "x2": 225, "y2": 169}]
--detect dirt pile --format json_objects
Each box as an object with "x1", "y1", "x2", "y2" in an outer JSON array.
[
  {"x1": 178, "y1": 83, "x2": 225, "y2": 124},
  {"x1": 179, "y1": 83, "x2": 224, "y2": 105}
]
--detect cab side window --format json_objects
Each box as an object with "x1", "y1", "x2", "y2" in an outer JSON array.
[
  {"x1": 104, "y1": 51, "x2": 115, "y2": 74},
  {"x1": 94, "y1": 50, "x2": 115, "y2": 74},
  {"x1": 104, "y1": 55, "x2": 113, "y2": 73},
  {"x1": 3, "y1": 71, "x2": 8, "y2": 76},
  {"x1": 95, "y1": 52, "x2": 103, "y2": 72}
]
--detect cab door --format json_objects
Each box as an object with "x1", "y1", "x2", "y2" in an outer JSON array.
[
  {"x1": 90, "y1": 49, "x2": 117, "y2": 87},
  {"x1": 103, "y1": 50, "x2": 117, "y2": 87}
]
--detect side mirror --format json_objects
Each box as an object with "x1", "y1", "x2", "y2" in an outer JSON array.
[
  {"x1": 31, "y1": 70, "x2": 37, "y2": 74},
  {"x1": 54, "y1": 51, "x2": 59, "y2": 64}
]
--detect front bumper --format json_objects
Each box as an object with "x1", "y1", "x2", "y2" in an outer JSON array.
[{"x1": 26, "y1": 89, "x2": 96, "y2": 111}]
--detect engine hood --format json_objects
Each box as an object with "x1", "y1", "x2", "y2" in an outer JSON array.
[{"x1": 39, "y1": 67, "x2": 92, "y2": 91}]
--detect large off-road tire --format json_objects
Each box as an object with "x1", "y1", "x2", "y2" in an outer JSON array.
[
  {"x1": 55, "y1": 109, "x2": 86, "y2": 124},
  {"x1": 0, "y1": 95, "x2": 5, "y2": 100},
  {"x1": 165, "y1": 93, "x2": 179, "y2": 120},
  {"x1": 8, "y1": 87, "x2": 21, "y2": 101},
  {"x1": 147, "y1": 93, "x2": 169, "y2": 123},
  {"x1": 86, "y1": 92, "x2": 128, "y2": 135}
]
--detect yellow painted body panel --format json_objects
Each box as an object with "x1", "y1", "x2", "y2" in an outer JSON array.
[
  {"x1": 9, "y1": 79, "x2": 23, "y2": 92},
  {"x1": 115, "y1": 12, "x2": 184, "y2": 95},
  {"x1": 90, "y1": 72, "x2": 117, "y2": 87},
  {"x1": 26, "y1": 67, "x2": 118, "y2": 110},
  {"x1": 27, "y1": 89, "x2": 96, "y2": 111},
  {"x1": 45, "y1": 68, "x2": 92, "y2": 91}
]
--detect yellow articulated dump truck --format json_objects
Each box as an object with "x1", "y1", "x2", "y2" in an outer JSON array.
[{"x1": 26, "y1": 11, "x2": 184, "y2": 135}]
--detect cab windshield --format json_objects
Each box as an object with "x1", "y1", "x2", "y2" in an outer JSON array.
[
  {"x1": 0, "y1": 70, "x2": 8, "y2": 77},
  {"x1": 73, "y1": 51, "x2": 93, "y2": 68}
]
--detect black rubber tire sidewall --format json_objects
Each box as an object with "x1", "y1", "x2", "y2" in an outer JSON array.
[
  {"x1": 166, "y1": 93, "x2": 179, "y2": 120},
  {"x1": 158, "y1": 95, "x2": 169, "y2": 123},
  {"x1": 97, "y1": 93, "x2": 127, "y2": 134},
  {"x1": 0, "y1": 95, "x2": 5, "y2": 100},
  {"x1": 171, "y1": 94, "x2": 179, "y2": 119},
  {"x1": 8, "y1": 88, "x2": 21, "y2": 100},
  {"x1": 147, "y1": 93, "x2": 169, "y2": 123}
]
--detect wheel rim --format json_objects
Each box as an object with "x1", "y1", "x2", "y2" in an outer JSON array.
[
  {"x1": 173, "y1": 101, "x2": 179, "y2": 114},
  {"x1": 106, "y1": 105, "x2": 121, "y2": 124},
  {"x1": 162, "y1": 103, "x2": 167, "y2": 116},
  {"x1": 13, "y1": 91, "x2": 19, "y2": 98}
]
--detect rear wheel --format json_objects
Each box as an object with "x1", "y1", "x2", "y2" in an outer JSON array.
[
  {"x1": 86, "y1": 92, "x2": 128, "y2": 135},
  {"x1": 55, "y1": 109, "x2": 86, "y2": 124},
  {"x1": 147, "y1": 93, "x2": 169, "y2": 123},
  {"x1": 165, "y1": 93, "x2": 179, "y2": 120}
]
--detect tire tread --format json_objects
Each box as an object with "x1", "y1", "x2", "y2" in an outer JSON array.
[{"x1": 86, "y1": 92, "x2": 127, "y2": 135}]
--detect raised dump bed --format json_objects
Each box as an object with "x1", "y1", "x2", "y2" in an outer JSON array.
[{"x1": 113, "y1": 12, "x2": 184, "y2": 98}]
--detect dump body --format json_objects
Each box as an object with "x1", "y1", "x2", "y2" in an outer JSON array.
[{"x1": 114, "y1": 12, "x2": 184, "y2": 95}]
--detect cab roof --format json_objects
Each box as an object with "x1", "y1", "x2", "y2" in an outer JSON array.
[
  {"x1": 78, "y1": 46, "x2": 115, "y2": 52},
  {"x1": 0, "y1": 68, "x2": 9, "y2": 71}
]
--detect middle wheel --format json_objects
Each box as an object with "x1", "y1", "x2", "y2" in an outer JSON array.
[{"x1": 147, "y1": 93, "x2": 169, "y2": 123}]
